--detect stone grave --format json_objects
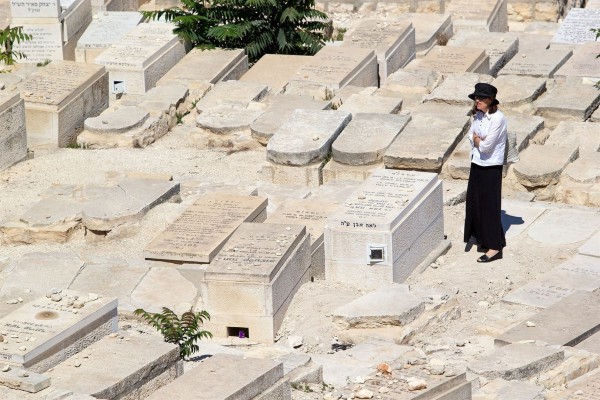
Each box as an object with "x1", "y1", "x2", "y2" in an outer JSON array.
[
  {"x1": 337, "y1": 93, "x2": 403, "y2": 114},
  {"x1": 580, "y1": 230, "x2": 600, "y2": 259},
  {"x1": 286, "y1": 46, "x2": 378, "y2": 99},
  {"x1": 0, "y1": 291, "x2": 117, "y2": 373},
  {"x1": 195, "y1": 80, "x2": 268, "y2": 113},
  {"x1": 491, "y1": 75, "x2": 547, "y2": 110},
  {"x1": 263, "y1": 109, "x2": 351, "y2": 186},
  {"x1": 384, "y1": 102, "x2": 470, "y2": 172},
  {"x1": 405, "y1": 46, "x2": 490, "y2": 75},
  {"x1": 250, "y1": 94, "x2": 330, "y2": 145},
  {"x1": 528, "y1": 208, "x2": 600, "y2": 246},
  {"x1": 423, "y1": 73, "x2": 493, "y2": 106},
  {"x1": 513, "y1": 144, "x2": 579, "y2": 188},
  {"x1": 75, "y1": 11, "x2": 143, "y2": 63},
  {"x1": 341, "y1": 19, "x2": 415, "y2": 85},
  {"x1": 255, "y1": 181, "x2": 311, "y2": 215},
  {"x1": 513, "y1": 32, "x2": 552, "y2": 53},
  {"x1": 393, "y1": 13, "x2": 453, "y2": 57},
  {"x1": 554, "y1": 42, "x2": 600, "y2": 84},
  {"x1": 146, "y1": 354, "x2": 290, "y2": 399},
  {"x1": 21, "y1": 61, "x2": 108, "y2": 147},
  {"x1": 445, "y1": 0, "x2": 508, "y2": 33},
  {"x1": 239, "y1": 54, "x2": 310, "y2": 94},
  {"x1": 544, "y1": 121, "x2": 600, "y2": 154},
  {"x1": 497, "y1": 289, "x2": 600, "y2": 347},
  {"x1": 323, "y1": 113, "x2": 411, "y2": 183},
  {"x1": 382, "y1": 68, "x2": 442, "y2": 109},
  {"x1": 144, "y1": 193, "x2": 267, "y2": 263},
  {"x1": 47, "y1": 332, "x2": 182, "y2": 399},
  {"x1": 447, "y1": 31, "x2": 519, "y2": 76},
  {"x1": 558, "y1": 368, "x2": 600, "y2": 399},
  {"x1": 498, "y1": 48, "x2": 572, "y2": 78},
  {"x1": 11, "y1": 0, "x2": 93, "y2": 62},
  {"x1": 535, "y1": 82, "x2": 600, "y2": 126},
  {"x1": 202, "y1": 222, "x2": 310, "y2": 343},
  {"x1": 94, "y1": 22, "x2": 186, "y2": 95},
  {"x1": 324, "y1": 169, "x2": 444, "y2": 288},
  {"x1": 266, "y1": 197, "x2": 343, "y2": 280},
  {"x1": 0, "y1": 92, "x2": 27, "y2": 172},
  {"x1": 551, "y1": 8, "x2": 600, "y2": 47}
]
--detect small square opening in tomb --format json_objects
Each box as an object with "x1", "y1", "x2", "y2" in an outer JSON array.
[
  {"x1": 368, "y1": 245, "x2": 386, "y2": 263},
  {"x1": 111, "y1": 80, "x2": 126, "y2": 94},
  {"x1": 227, "y1": 326, "x2": 250, "y2": 339}
]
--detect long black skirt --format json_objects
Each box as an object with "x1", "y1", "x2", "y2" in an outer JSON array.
[{"x1": 463, "y1": 163, "x2": 506, "y2": 250}]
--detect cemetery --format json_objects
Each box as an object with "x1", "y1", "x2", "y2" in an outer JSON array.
[{"x1": 0, "y1": 0, "x2": 598, "y2": 398}]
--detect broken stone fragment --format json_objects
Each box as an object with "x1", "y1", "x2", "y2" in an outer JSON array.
[
  {"x1": 407, "y1": 378, "x2": 427, "y2": 391},
  {"x1": 50, "y1": 294, "x2": 63, "y2": 302},
  {"x1": 355, "y1": 389, "x2": 373, "y2": 399}
]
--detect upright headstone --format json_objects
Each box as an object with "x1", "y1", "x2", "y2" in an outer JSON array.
[
  {"x1": 94, "y1": 22, "x2": 186, "y2": 95},
  {"x1": 21, "y1": 61, "x2": 108, "y2": 147},
  {"x1": 551, "y1": 8, "x2": 600, "y2": 46},
  {"x1": 0, "y1": 93, "x2": 27, "y2": 172},
  {"x1": 325, "y1": 170, "x2": 444, "y2": 288},
  {"x1": 341, "y1": 20, "x2": 415, "y2": 85},
  {"x1": 144, "y1": 194, "x2": 268, "y2": 263},
  {"x1": 204, "y1": 223, "x2": 310, "y2": 343}
]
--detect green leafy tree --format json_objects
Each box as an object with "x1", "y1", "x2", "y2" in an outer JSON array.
[
  {"x1": 0, "y1": 26, "x2": 32, "y2": 66},
  {"x1": 593, "y1": 28, "x2": 600, "y2": 89},
  {"x1": 134, "y1": 307, "x2": 212, "y2": 359},
  {"x1": 143, "y1": 0, "x2": 330, "y2": 62}
]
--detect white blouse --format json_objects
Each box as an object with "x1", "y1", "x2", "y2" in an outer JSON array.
[{"x1": 467, "y1": 109, "x2": 508, "y2": 167}]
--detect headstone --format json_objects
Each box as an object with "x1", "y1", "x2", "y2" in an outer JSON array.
[
  {"x1": 491, "y1": 75, "x2": 547, "y2": 109},
  {"x1": 47, "y1": 333, "x2": 182, "y2": 399},
  {"x1": 144, "y1": 193, "x2": 267, "y2": 263},
  {"x1": 384, "y1": 102, "x2": 470, "y2": 171},
  {"x1": 513, "y1": 144, "x2": 579, "y2": 188},
  {"x1": 447, "y1": 31, "x2": 518, "y2": 76},
  {"x1": 204, "y1": 223, "x2": 310, "y2": 343},
  {"x1": 446, "y1": 0, "x2": 508, "y2": 32},
  {"x1": 94, "y1": 22, "x2": 186, "y2": 95},
  {"x1": 338, "y1": 94, "x2": 403, "y2": 114},
  {"x1": 75, "y1": 11, "x2": 142, "y2": 63},
  {"x1": 393, "y1": 13, "x2": 453, "y2": 57},
  {"x1": 554, "y1": 42, "x2": 600, "y2": 84},
  {"x1": 21, "y1": 61, "x2": 108, "y2": 147},
  {"x1": 534, "y1": 82, "x2": 600, "y2": 125},
  {"x1": 0, "y1": 93, "x2": 27, "y2": 172},
  {"x1": 0, "y1": 291, "x2": 118, "y2": 372},
  {"x1": 239, "y1": 54, "x2": 310, "y2": 94},
  {"x1": 498, "y1": 48, "x2": 572, "y2": 77},
  {"x1": 551, "y1": 8, "x2": 600, "y2": 46},
  {"x1": 341, "y1": 20, "x2": 415, "y2": 85},
  {"x1": 146, "y1": 354, "x2": 290, "y2": 400},
  {"x1": 497, "y1": 290, "x2": 600, "y2": 346},
  {"x1": 423, "y1": 73, "x2": 493, "y2": 106},
  {"x1": 332, "y1": 113, "x2": 411, "y2": 165},
  {"x1": 325, "y1": 170, "x2": 444, "y2": 288},
  {"x1": 406, "y1": 46, "x2": 490, "y2": 75}
]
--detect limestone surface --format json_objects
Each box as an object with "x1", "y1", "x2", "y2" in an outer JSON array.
[{"x1": 513, "y1": 144, "x2": 578, "y2": 188}]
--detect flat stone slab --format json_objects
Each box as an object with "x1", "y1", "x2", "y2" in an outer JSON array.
[
  {"x1": 0, "y1": 367, "x2": 50, "y2": 393},
  {"x1": 467, "y1": 343, "x2": 564, "y2": 380},
  {"x1": 332, "y1": 113, "x2": 411, "y2": 165},
  {"x1": 555, "y1": 42, "x2": 600, "y2": 83},
  {"x1": 580, "y1": 230, "x2": 600, "y2": 258},
  {"x1": 146, "y1": 354, "x2": 285, "y2": 400},
  {"x1": 513, "y1": 144, "x2": 578, "y2": 188},
  {"x1": 501, "y1": 199, "x2": 547, "y2": 239},
  {"x1": 196, "y1": 106, "x2": 264, "y2": 134},
  {"x1": 144, "y1": 193, "x2": 267, "y2": 263},
  {"x1": 338, "y1": 94, "x2": 403, "y2": 114},
  {"x1": 47, "y1": 332, "x2": 181, "y2": 399},
  {"x1": 528, "y1": 208, "x2": 600, "y2": 245},
  {"x1": 408, "y1": 46, "x2": 489, "y2": 75},
  {"x1": 130, "y1": 268, "x2": 198, "y2": 313},
  {"x1": 557, "y1": 368, "x2": 600, "y2": 399},
  {"x1": 498, "y1": 48, "x2": 572, "y2": 77},
  {"x1": 497, "y1": 289, "x2": 600, "y2": 347},
  {"x1": 551, "y1": 8, "x2": 600, "y2": 46},
  {"x1": 492, "y1": 75, "x2": 547, "y2": 108},
  {"x1": 384, "y1": 103, "x2": 470, "y2": 171},
  {"x1": 423, "y1": 73, "x2": 493, "y2": 106},
  {"x1": 332, "y1": 284, "x2": 424, "y2": 329},
  {"x1": 475, "y1": 378, "x2": 546, "y2": 400},
  {"x1": 384, "y1": 68, "x2": 442, "y2": 94},
  {"x1": 545, "y1": 121, "x2": 600, "y2": 155},
  {"x1": 535, "y1": 82, "x2": 600, "y2": 123},
  {"x1": 394, "y1": 13, "x2": 453, "y2": 56},
  {"x1": 447, "y1": 31, "x2": 518, "y2": 76},
  {"x1": 250, "y1": 95, "x2": 330, "y2": 145},
  {"x1": 576, "y1": 331, "x2": 600, "y2": 355},
  {"x1": 84, "y1": 105, "x2": 149, "y2": 134},
  {"x1": 240, "y1": 54, "x2": 310, "y2": 93},
  {"x1": 267, "y1": 109, "x2": 352, "y2": 166},
  {"x1": 195, "y1": 80, "x2": 268, "y2": 112},
  {"x1": 446, "y1": 0, "x2": 507, "y2": 32}
]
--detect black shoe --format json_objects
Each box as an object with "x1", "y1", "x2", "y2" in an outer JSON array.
[{"x1": 477, "y1": 251, "x2": 503, "y2": 263}]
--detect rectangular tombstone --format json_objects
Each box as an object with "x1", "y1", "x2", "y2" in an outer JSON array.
[
  {"x1": 287, "y1": 46, "x2": 378, "y2": 92},
  {"x1": 554, "y1": 42, "x2": 600, "y2": 83},
  {"x1": 144, "y1": 194, "x2": 268, "y2": 263},
  {"x1": 266, "y1": 198, "x2": 342, "y2": 279},
  {"x1": 394, "y1": 13, "x2": 453, "y2": 57},
  {"x1": 240, "y1": 54, "x2": 311, "y2": 94},
  {"x1": 446, "y1": 0, "x2": 508, "y2": 33},
  {"x1": 62, "y1": 0, "x2": 92, "y2": 42},
  {"x1": 75, "y1": 12, "x2": 143, "y2": 63},
  {"x1": 12, "y1": 22, "x2": 65, "y2": 63},
  {"x1": 551, "y1": 8, "x2": 600, "y2": 46},
  {"x1": 409, "y1": 46, "x2": 490, "y2": 75},
  {"x1": 498, "y1": 49, "x2": 572, "y2": 78},
  {"x1": 325, "y1": 170, "x2": 444, "y2": 288},
  {"x1": 0, "y1": 291, "x2": 118, "y2": 373},
  {"x1": 94, "y1": 22, "x2": 186, "y2": 94},
  {"x1": 342, "y1": 20, "x2": 415, "y2": 85},
  {"x1": 447, "y1": 31, "x2": 518, "y2": 76},
  {"x1": 22, "y1": 61, "x2": 108, "y2": 147},
  {"x1": 0, "y1": 93, "x2": 27, "y2": 172},
  {"x1": 9, "y1": 0, "x2": 60, "y2": 18},
  {"x1": 204, "y1": 223, "x2": 311, "y2": 343}
]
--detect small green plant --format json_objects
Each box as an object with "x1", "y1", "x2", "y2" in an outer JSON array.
[
  {"x1": 333, "y1": 27, "x2": 347, "y2": 41},
  {"x1": 134, "y1": 307, "x2": 212, "y2": 359},
  {"x1": 593, "y1": 28, "x2": 600, "y2": 89},
  {"x1": 0, "y1": 26, "x2": 32, "y2": 66},
  {"x1": 291, "y1": 382, "x2": 313, "y2": 392},
  {"x1": 175, "y1": 111, "x2": 187, "y2": 124},
  {"x1": 36, "y1": 59, "x2": 51, "y2": 67},
  {"x1": 66, "y1": 141, "x2": 81, "y2": 149}
]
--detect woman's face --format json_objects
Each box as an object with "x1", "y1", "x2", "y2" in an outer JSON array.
[{"x1": 475, "y1": 96, "x2": 492, "y2": 113}]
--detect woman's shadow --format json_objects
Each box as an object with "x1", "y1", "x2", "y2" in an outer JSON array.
[{"x1": 464, "y1": 210, "x2": 524, "y2": 252}]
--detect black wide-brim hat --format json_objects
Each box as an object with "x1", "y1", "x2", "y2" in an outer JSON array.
[{"x1": 468, "y1": 82, "x2": 500, "y2": 106}]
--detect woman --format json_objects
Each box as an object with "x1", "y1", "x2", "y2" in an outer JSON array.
[{"x1": 464, "y1": 83, "x2": 507, "y2": 263}]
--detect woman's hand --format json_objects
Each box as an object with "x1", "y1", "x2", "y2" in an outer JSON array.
[{"x1": 473, "y1": 133, "x2": 482, "y2": 148}]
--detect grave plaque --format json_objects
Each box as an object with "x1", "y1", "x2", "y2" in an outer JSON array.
[
  {"x1": 498, "y1": 49, "x2": 572, "y2": 78},
  {"x1": 9, "y1": 0, "x2": 60, "y2": 18},
  {"x1": 13, "y1": 23, "x2": 64, "y2": 63},
  {"x1": 0, "y1": 292, "x2": 118, "y2": 372},
  {"x1": 411, "y1": 46, "x2": 489, "y2": 75},
  {"x1": 551, "y1": 8, "x2": 600, "y2": 45},
  {"x1": 204, "y1": 223, "x2": 311, "y2": 342},
  {"x1": 554, "y1": 42, "x2": 600, "y2": 83},
  {"x1": 144, "y1": 194, "x2": 268, "y2": 263}
]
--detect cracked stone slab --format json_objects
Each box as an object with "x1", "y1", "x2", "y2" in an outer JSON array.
[
  {"x1": 544, "y1": 121, "x2": 600, "y2": 155},
  {"x1": 535, "y1": 82, "x2": 600, "y2": 124},
  {"x1": 423, "y1": 73, "x2": 493, "y2": 106},
  {"x1": 513, "y1": 144, "x2": 578, "y2": 188},
  {"x1": 501, "y1": 199, "x2": 548, "y2": 240},
  {"x1": 0, "y1": 367, "x2": 50, "y2": 393},
  {"x1": 562, "y1": 154, "x2": 600, "y2": 185},
  {"x1": 196, "y1": 106, "x2": 265, "y2": 134},
  {"x1": 84, "y1": 106, "x2": 149, "y2": 134},
  {"x1": 195, "y1": 80, "x2": 268, "y2": 112},
  {"x1": 492, "y1": 75, "x2": 547, "y2": 108},
  {"x1": 332, "y1": 113, "x2": 411, "y2": 165},
  {"x1": 528, "y1": 208, "x2": 600, "y2": 245}
]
